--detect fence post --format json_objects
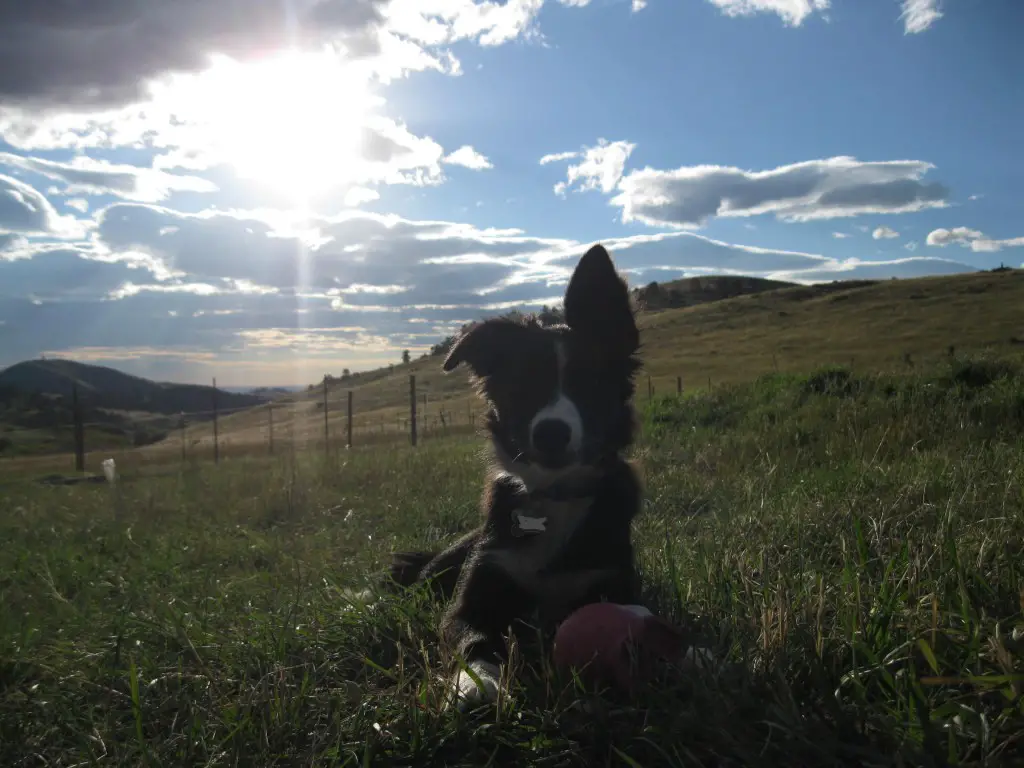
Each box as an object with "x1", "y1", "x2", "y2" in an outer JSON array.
[
  {"x1": 647, "y1": 375, "x2": 653, "y2": 400},
  {"x1": 212, "y1": 377, "x2": 220, "y2": 464},
  {"x1": 410, "y1": 374, "x2": 418, "y2": 447},
  {"x1": 180, "y1": 412, "x2": 186, "y2": 462},
  {"x1": 347, "y1": 390, "x2": 353, "y2": 448},
  {"x1": 268, "y1": 404, "x2": 274, "y2": 455},
  {"x1": 677, "y1": 375, "x2": 682, "y2": 395},
  {"x1": 322, "y1": 376, "x2": 329, "y2": 454},
  {"x1": 72, "y1": 381, "x2": 85, "y2": 472}
]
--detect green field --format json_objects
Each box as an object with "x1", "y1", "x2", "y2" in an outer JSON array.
[{"x1": 2, "y1": 352, "x2": 1023, "y2": 766}]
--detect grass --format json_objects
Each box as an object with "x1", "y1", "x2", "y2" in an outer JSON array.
[{"x1": 2, "y1": 354, "x2": 1024, "y2": 766}]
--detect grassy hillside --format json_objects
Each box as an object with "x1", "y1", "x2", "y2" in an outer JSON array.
[
  {"x1": 0, "y1": 359, "x2": 275, "y2": 458},
  {"x1": 632, "y1": 274, "x2": 800, "y2": 312},
  {"x1": 3, "y1": 358, "x2": 1022, "y2": 765},
  {"x1": 168, "y1": 267, "x2": 1024, "y2": 455},
  {"x1": 0, "y1": 385, "x2": 178, "y2": 458}
]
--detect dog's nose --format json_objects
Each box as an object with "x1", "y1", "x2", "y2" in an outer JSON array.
[{"x1": 532, "y1": 418, "x2": 572, "y2": 456}]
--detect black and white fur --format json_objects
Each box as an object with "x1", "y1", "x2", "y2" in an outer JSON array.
[{"x1": 386, "y1": 243, "x2": 644, "y2": 709}]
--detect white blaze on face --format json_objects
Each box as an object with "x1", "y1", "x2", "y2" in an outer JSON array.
[{"x1": 528, "y1": 340, "x2": 583, "y2": 455}]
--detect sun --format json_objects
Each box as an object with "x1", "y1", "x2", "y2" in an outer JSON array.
[{"x1": 160, "y1": 50, "x2": 375, "y2": 204}]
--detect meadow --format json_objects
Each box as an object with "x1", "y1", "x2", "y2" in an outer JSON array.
[{"x1": 2, "y1": 351, "x2": 1023, "y2": 766}]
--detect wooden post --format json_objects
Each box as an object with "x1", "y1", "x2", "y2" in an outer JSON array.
[
  {"x1": 322, "y1": 376, "x2": 329, "y2": 453},
  {"x1": 676, "y1": 375, "x2": 682, "y2": 395},
  {"x1": 72, "y1": 382, "x2": 85, "y2": 472},
  {"x1": 409, "y1": 374, "x2": 418, "y2": 447},
  {"x1": 180, "y1": 412, "x2": 186, "y2": 462},
  {"x1": 212, "y1": 377, "x2": 219, "y2": 464},
  {"x1": 268, "y1": 404, "x2": 274, "y2": 455},
  {"x1": 347, "y1": 390, "x2": 353, "y2": 448},
  {"x1": 647, "y1": 375, "x2": 653, "y2": 400}
]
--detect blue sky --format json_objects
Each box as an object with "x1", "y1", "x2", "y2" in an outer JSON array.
[{"x1": 0, "y1": 0, "x2": 1021, "y2": 386}]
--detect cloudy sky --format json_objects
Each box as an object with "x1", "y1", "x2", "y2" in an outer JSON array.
[{"x1": 0, "y1": 0, "x2": 1020, "y2": 386}]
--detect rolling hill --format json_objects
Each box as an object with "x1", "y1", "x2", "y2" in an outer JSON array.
[
  {"x1": 0, "y1": 359, "x2": 273, "y2": 457},
  {"x1": 631, "y1": 274, "x2": 801, "y2": 312},
  {"x1": 0, "y1": 359, "x2": 270, "y2": 414},
  {"x1": 167, "y1": 266, "x2": 1024, "y2": 456}
]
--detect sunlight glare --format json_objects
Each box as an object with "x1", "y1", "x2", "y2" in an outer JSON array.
[{"x1": 161, "y1": 51, "x2": 376, "y2": 204}]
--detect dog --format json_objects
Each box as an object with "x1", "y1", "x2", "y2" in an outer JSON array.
[{"x1": 386, "y1": 243, "x2": 645, "y2": 709}]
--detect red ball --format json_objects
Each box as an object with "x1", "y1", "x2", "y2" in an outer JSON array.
[{"x1": 552, "y1": 603, "x2": 687, "y2": 692}]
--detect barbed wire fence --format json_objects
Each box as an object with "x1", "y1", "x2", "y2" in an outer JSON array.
[{"x1": 6, "y1": 372, "x2": 694, "y2": 474}]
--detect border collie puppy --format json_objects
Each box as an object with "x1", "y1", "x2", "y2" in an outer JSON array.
[{"x1": 387, "y1": 243, "x2": 643, "y2": 709}]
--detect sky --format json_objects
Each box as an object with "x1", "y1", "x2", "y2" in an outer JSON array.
[{"x1": 0, "y1": 0, "x2": 1021, "y2": 387}]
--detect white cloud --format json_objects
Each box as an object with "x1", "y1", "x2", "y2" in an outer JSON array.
[
  {"x1": 873, "y1": 226, "x2": 900, "y2": 240},
  {"x1": 65, "y1": 198, "x2": 90, "y2": 213},
  {"x1": 0, "y1": 233, "x2": 28, "y2": 254},
  {"x1": 705, "y1": 0, "x2": 830, "y2": 26},
  {"x1": 0, "y1": 173, "x2": 89, "y2": 237},
  {"x1": 39, "y1": 346, "x2": 220, "y2": 363},
  {"x1": 0, "y1": 173, "x2": 60, "y2": 234},
  {"x1": 443, "y1": 145, "x2": 494, "y2": 170},
  {"x1": 236, "y1": 327, "x2": 393, "y2": 353},
  {"x1": 386, "y1": 0, "x2": 549, "y2": 49},
  {"x1": 925, "y1": 226, "x2": 1024, "y2": 253},
  {"x1": 900, "y1": 0, "x2": 943, "y2": 34},
  {"x1": 344, "y1": 187, "x2": 381, "y2": 207},
  {"x1": 93, "y1": 203, "x2": 579, "y2": 302},
  {"x1": 968, "y1": 193, "x2": 983, "y2": 201},
  {"x1": 5, "y1": 198, "x2": 999, "y2": 380},
  {"x1": 0, "y1": 1, "x2": 391, "y2": 111},
  {"x1": 0, "y1": 0, "x2": 589, "y2": 192},
  {"x1": 553, "y1": 139, "x2": 636, "y2": 197},
  {"x1": 971, "y1": 236, "x2": 1024, "y2": 253},
  {"x1": 926, "y1": 226, "x2": 984, "y2": 247},
  {"x1": 613, "y1": 156, "x2": 950, "y2": 228},
  {"x1": 539, "y1": 151, "x2": 579, "y2": 166},
  {"x1": 904, "y1": 241, "x2": 918, "y2": 251},
  {"x1": 108, "y1": 281, "x2": 226, "y2": 300},
  {"x1": 773, "y1": 256, "x2": 976, "y2": 283},
  {"x1": 0, "y1": 152, "x2": 217, "y2": 203},
  {"x1": 832, "y1": 232, "x2": 850, "y2": 239},
  {"x1": 0, "y1": 245, "x2": 166, "y2": 301},
  {"x1": 632, "y1": 0, "x2": 649, "y2": 10}
]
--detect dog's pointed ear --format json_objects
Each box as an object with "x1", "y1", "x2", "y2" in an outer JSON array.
[
  {"x1": 442, "y1": 319, "x2": 516, "y2": 377},
  {"x1": 564, "y1": 244, "x2": 639, "y2": 356}
]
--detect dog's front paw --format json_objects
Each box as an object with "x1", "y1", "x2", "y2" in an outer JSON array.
[{"x1": 452, "y1": 660, "x2": 502, "y2": 711}]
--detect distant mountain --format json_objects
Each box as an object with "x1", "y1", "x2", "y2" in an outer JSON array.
[
  {"x1": 224, "y1": 385, "x2": 305, "y2": 396},
  {"x1": 0, "y1": 359, "x2": 270, "y2": 415},
  {"x1": 631, "y1": 275, "x2": 800, "y2": 312},
  {"x1": 0, "y1": 359, "x2": 280, "y2": 458}
]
